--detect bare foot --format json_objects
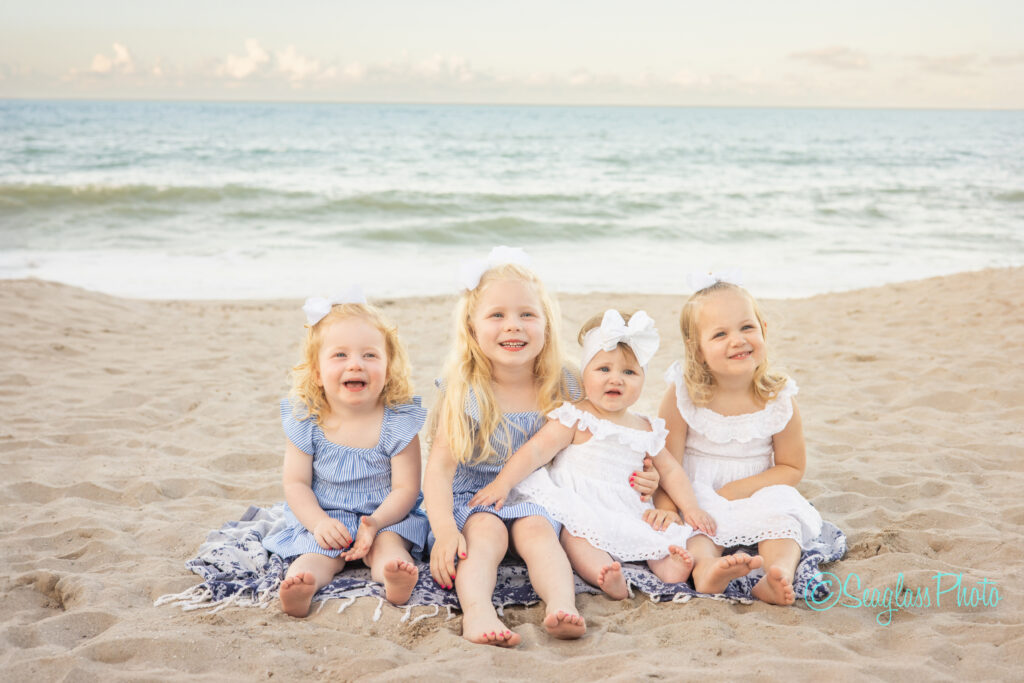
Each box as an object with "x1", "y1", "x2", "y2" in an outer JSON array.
[
  {"x1": 461, "y1": 612, "x2": 521, "y2": 648},
  {"x1": 279, "y1": 572, "x2": 318, "y2": 617},
  {"x1": 649, "y1": 545, "x2": 695, "y2": 584},
  {"x1": 693, "y1": 552, "x2": 763, "y2": 595},
  {"x1": 752, "y1": 565, "x2": 796, "y2": 605},
  {"x1": 382, "y1": 559, "x2": 419, "y2": 605},
  {"x1": 597, "y1": 561, "x2": 629, "y2": 600},
  {"x1": 543, "y1": 610, "x2": 586, "y2": 640}
]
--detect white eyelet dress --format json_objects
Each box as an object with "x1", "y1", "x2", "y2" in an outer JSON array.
[
  {"x1": 507, "y1": 403, "x2": 695, "y2": 562},
  {"x1": 665, "y1": 361, "x2": 823, "y2": 550},
  {"x1": 262, "y1": 396, "x2": 430, "y2": 559}
]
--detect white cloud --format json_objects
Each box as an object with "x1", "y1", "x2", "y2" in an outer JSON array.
[
  {"x1": 911, "y1": 53, "x2": 981, "y2": 77},
  {"x1": 90, "y1": 43, "x2": 135, "y2": 75},
  {"x1": 789, "y1": 46, "x2": 869, "y2": 71},
  {"x1": 218, "y1": 39, "x2": 270, "y2": 79},
  {"x1": 989, "y1": 52, "x2": 1024, "y2": 67},
  {"x1": 275, "y1": 45, "x2": 322, "y2": 81}
]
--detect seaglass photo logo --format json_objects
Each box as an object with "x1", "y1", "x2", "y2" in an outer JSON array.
[{"x1": 804, "y1": 571, "x2": 1001, "y2": 626}]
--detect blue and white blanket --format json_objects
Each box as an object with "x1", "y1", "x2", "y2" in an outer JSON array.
[{"x1": 156, "y1": 504, "x2": 846, "y2": 618}]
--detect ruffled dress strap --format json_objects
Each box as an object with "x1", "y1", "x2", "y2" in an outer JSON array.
[
  {"x1": 664, "y1": 361, "x2": 799, "y2": 443},
  {"x1": 380, "y1": 396, "x2": 427, "y2": 456},
  {"x1": 547, "y1": 403, "x2": 668, "y2": 456},
  {"x1": 279, "y1": 398, "x2": 316, "y2": 455}
]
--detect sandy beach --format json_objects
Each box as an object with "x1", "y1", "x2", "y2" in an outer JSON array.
[{"x1": 1, "y1": 267, "x2": 1021, "y2": 681}]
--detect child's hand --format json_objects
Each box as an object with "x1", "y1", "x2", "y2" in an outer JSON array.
[
  {"x1": 468, "y1": 481, "x2": 511, "y2": 511},
  {"x1": 643, "y1": 508, "x2": 683, "y2": 531},
  {"x1": 313, "y1": 517, "x2": 352, "y2": 551},
  {"x1": 341, "y1": 516, "x2": 378, "y2": 562},
  {"x1": 429, "y1": 530, "x2": 467, "y2": 590},
  {"x1": 630, "y1": 457, "x2": 659, "y2": 500},
  {"x1": 683, "y1": 508, "x2": 717, "y2": 537}
]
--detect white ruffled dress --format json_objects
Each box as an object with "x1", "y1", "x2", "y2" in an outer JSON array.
[
  {"x1": 508, "y1": 402, "x2": 695, "y2": 562},
  {"x1": 665, "y1": 361, "x2": 823, "y2": 550}
]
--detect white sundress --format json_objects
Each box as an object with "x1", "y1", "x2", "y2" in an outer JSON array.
[
  {"x1": 508, "y1": 402, "x2": 695, "y2": 562},
  {"x1": 665, "y1": 361, "x2": 823, "y2": 550}
]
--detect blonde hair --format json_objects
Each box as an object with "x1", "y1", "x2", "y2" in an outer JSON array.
[
  {"x1": 679, "y1": 281, "x2": 787, "y2": 406},
  {"x1": 290, "y1": 303, "x2": 414, "y2": 425},
  {"x1": 431, "y1": 264, "x2": 572, "y2": 465},
  {"x1": 577, "y1": 310, "x2": 640, "y2": 367}
]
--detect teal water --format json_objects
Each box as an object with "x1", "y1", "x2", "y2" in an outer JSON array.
[{"x1": 0, "y1": 100, "x2": 1021, "y2": 298}]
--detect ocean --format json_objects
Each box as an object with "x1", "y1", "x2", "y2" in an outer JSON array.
[{"x1": 0, "y1": 100, "x2": 1021, "y2": 300}]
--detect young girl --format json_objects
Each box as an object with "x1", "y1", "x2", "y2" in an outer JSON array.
[
  {"x1": 470, "y1": 309, "x2": 716, "y2": 600},
  {"x1": 654, "y1": 274, "x2": 823, "y2": 605},
  {"x1": 424, "y1": 247, "x2": 621, "y2": 647},
  {"x1": 262, "y1": 293, "x2": 428, "y2": 617}
]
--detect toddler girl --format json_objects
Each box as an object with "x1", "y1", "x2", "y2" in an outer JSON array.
[
  {"x1": 262, "y1": 291, "x2": 428, "y2": 617},
  {"x1": 423, "y1": 247, "x2": 603, "y2": 647},
  {"x1": 654, "y1": 273, "x2": 823, "y2": 605},
  {"x1": 470, "y1": 309, "x2": 716, "y2": 600}
]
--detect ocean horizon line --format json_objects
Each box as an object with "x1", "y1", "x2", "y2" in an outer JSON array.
[{"x1": 2, "y1": 96, "x2": 1021, "y2": 113}]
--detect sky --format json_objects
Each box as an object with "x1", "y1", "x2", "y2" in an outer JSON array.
[{"x1": 1, "y1": 1, "x2": 1022, "y2": 108}]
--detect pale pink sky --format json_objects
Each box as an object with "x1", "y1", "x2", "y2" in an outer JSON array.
[{"x1": 2, "y1": 1, "x2": 1022, "y2": 107}]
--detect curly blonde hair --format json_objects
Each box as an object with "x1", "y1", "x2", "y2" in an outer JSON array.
[
  {"x1": 430, "y1": 264, "x2": 574, "y2": 465},
  {"x1": 290, "y1": 303, "x2": 414, "y2": 425},
  {"x1": 679, "y1": 281, "x2": 787, "y2": 406}
]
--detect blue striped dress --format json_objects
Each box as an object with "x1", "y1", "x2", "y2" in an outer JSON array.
[
  {"x1": 262, "y1": 396, "x2": 429, "y2": 559},
  {"x1": 438, "y1": 371, "x2": 582, "y2": 536}
]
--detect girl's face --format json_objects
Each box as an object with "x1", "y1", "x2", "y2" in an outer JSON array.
[
  {"x1": 316, "y1": 316, "x2": 388, "y2": 411},
  {"x1": 696, "y1": 290, "x2": 766, "y2": 382},
  {"x1": 471, "y1": 278, "x2": 547, "y2": 371},
  {"x1": 582, "y1": 347, "x2": 644, "y2": 414}
]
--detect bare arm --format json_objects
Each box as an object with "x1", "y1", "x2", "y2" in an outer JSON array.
[
  {"x1": 715, "y1": 399, "x2": 806, "y2": 501},
  {"x1": 282, "y1": 440, "x2": 352, "y2": 550},
  {"x1": 467, "y1": 418, "x2": 574, "y2": 509},
  {"x1": 422, "y1": 421, "x2": 465, "y2": 588},
  {"x1": 650, "y1": 449, "x2": 715, "y2": 536},
  {"x1": 651, "y1": 385, "x2": 689, "y2": 514}
]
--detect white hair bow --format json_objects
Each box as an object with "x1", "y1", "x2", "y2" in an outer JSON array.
[
  {"x1": 686, "y1": 268, "x2": 744, "y2": 292},
  {"x1": 458, "y1": 246, "x2": 532, "y2": 290},
  {"x1": 580, "y1": 309, "x2": 660, "y2": 371},
  {"x1": 302, "y1": 285, "x2": 368, "y2": 325}
]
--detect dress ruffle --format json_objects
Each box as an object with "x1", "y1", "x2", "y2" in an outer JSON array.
[
  {"x1": 547, "y1": 402, "x2": 668, "y2": 456},
  {"x1": 664, "y1": 361, "x2": 798, "y2": 445}
]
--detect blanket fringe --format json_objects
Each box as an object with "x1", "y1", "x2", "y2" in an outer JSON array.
[
  {"x1": 336, "y1": 596, "x2": 357, "y2": 614},
  {"x1": 407, "y1": 604, "x2": 440, "y2": 625},
  {"x1": 372, "y1": 597, "x2": 384, "y2": 622}
]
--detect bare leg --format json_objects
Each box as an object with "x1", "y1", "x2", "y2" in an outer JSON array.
[
  {"x1": 560, "y1": 529, "x2": 628, "y2": 600},
  {"x1": 456, "y1": 513, "x2": 520, "y2": 647},
  {"x1": 647, "y1": 545, "x2": 694, "y2": 584},
  {"x1": 751, "y1": 538, "x2": 800, "y2": 605},
  {"x1": 279, "y1": 552, "x2": 346, "y2": 617},
  {"x1": 512, "y1": 517, "x2": 586, "y2": 639},
  {"x1": 363, "y1": 530, "x2": 419, "y2": 605},
  {"x1": 688, "y1": 535, "x2": 762, "y2": 594}
]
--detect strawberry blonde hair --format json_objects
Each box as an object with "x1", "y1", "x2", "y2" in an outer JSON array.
[
  {"x1": 431, "y1": 264, "x2": 573, "y2": 465},
  {"x1": 679, "y1": 281, "x2": 787, "y2": 406},
  {"x1": 290, "y1": 303, "x2": 413, "y2": 425}
]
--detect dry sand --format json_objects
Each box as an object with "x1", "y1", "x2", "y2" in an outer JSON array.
[{"x1": 1, "y1": 268, "x2": 1022, "y2": 681}]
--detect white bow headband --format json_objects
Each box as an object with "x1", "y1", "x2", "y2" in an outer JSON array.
[
  {"x1": 459, "y1": 246, "x2": 532, "y2": 290},
  {"x1": 580, "y1": 310, "x2": 660, "y2": 372},
  {"x1": 302, "y1": 285, "x2": 368, "y2": 325},
  {"x1": 686, "y1": 268, "x2": 744, "y2": 292}
]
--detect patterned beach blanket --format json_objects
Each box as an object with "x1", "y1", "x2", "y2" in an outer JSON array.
[{"x1": 155, "y1": 504, "x2": 846, "y2": 619}]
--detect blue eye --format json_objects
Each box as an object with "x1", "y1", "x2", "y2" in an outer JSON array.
[{"x1": 624, "y1": 369, "x2": 637, "y2": 375}]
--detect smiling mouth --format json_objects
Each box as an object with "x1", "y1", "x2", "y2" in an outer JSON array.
[
  {"x1": 343, "y1": 380, "x2": 367, "y2": 391},
  {"x1": 729, "y1": 351, "x2": 751, "y2": 360},
  {"x1": 499, "y1": 341, "x2": 527, "y2": 351}
]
